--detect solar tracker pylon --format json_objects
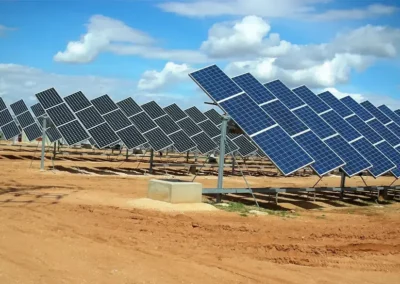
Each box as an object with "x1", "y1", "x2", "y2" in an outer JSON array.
[{"x1": 40, "y1": 116, "x2": 46, "y2": 171}]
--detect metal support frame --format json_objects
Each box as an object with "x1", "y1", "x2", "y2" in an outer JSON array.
[
  {"x1": 149, "y1": 149, "x2": 154, "y2": 174},
  {"x1": 40, "y1": 116, "x2": 47, "y2": 171},
  {"x1": 216, "y1": 115, "x2": 229, "y2": 203}
]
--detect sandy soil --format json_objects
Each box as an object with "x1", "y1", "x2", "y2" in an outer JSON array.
[{"x1": 1, "y1": 145, "x2": 400, "y2": 283}]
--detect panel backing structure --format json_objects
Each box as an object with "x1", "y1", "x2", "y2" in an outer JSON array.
[
  {"x1": 115, "y1": 97, "x2": 173, "y2": 152},
  {"x1": 141, "y1": 101, "x2": 197, "y2": 153},
  {"x1": 233, "y1": 73, "x2": 344, "y2": 176},
  {"x1": 35, "y1": 88, "x2": 90, "y2": 146},
  {"x1": 0, "y1": 97, "x2": 21, "y2": 140},
  {"x1": 277, "y1": 86, "x2": 372, "y2": 177},
  {"x1": 163, "y1": 103, "x2": 218, "y2": 155},
  {"x1": 189, "y1": 65, "x2": 314, "y2": 176},
  {"x1": 288, "y1": 86, "x2": 393, "y2": 177},
  {"x1": 184, "y1": 106, "x2": 239, "y2": 155},
  {"x1": 203, "y1": 108, "x2": 258, "y2": 157},
  {"x1": 10, "y1": 100, "x2": 42, "y2": 141}
]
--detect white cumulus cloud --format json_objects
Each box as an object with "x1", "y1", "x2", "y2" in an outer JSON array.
[
  {"x1": 138, "y1": 62, "x2": 193, "y2": 91},
  {"x1": 54, "y1": 15, "x2": 206, "y2": 64}
]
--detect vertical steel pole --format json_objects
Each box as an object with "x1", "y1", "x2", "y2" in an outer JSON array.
[
  {"x1": 40, "y1": 117, "x2": 46, "y2": 170},
  {"x1": 149, "y1": 149, "x2": 154, "y2": 174},
  {"x1": 340, "y1": 170, "x2": 346, "y2": 198},
  {"x1": 216, "y1": 115, "x2": 229, "y2": 202}
]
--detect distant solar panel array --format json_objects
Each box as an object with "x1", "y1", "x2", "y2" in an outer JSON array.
[{"x1": 2, "y1": 63, "x2": 400, "y2": 180}]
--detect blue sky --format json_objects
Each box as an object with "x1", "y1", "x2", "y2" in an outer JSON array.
[{"x1": 0, "y1": 0, "x2": 400, "y2": 110}]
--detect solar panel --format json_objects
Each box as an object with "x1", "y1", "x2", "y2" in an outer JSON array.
[
  {"x1": 219, "y1": 95, "x2": 276, "y2": 136},
  {"x1": 264, "y1": 80, "x2": 305, "y2": 110},
  {"x1": 75, "y1": 106, "x2": 105, "y2": 130},
  {"x1": 321, "y1": 111, "x2": 361, "y2": 142},
  {"x1": 199, "y1": 120, "x2": 221, "y2": 138},
  {"x1": 324, "y1": 135, "x2": 371, "y2": 176},
  {"x1": 116, "y1": 125, "x2": 148, "y2": 149},
  {"x1": 116, "y1": 98, "x2": 142, "y2": 117},
  {"x1": 164, "y1": 103, "x2": 189, "y2": 122},
  {"x1": 345, "y1": 115, "x2": 382, "y2": 145},
  {"x1": 177, "y1": 117, "x2": 202, "y2": 137},
  {"x1": 169, "y1": 130, "x2": 197, "y2": 152},
  {"x1": 185, "y1": 106, "x2": 208, "y2": 123},
  {"x1": 91, "y1": 95, "x2": 118, "y2": 115},
  {"x1": 213, "y1": 135, "x2": 239, "y2": 154},
  {"x1": 293, "y1": 131, "x2": 345, "y2": 176},
  {"x1": 143, "y1": 128, "x2": 174, "y2": 151},
  {"x1": 204, "y1": 109, "x2": 222, "y2": 126},
  {"x1": 318, "y1": 91, "x2": 353, "y2": 118},
  {"x1": 252, "y1": 126, "x2": 314, "y2": 175},
  {"x1": 1, "y1": 121, "x2": 20, "y2": 140},
  {"x1": 58, "y1": 120, "x2": 90, "y2": 145},
  {"x1": 376, "y1": 142, "x2": 400, "y2": 169},
  {"x1": 378, "y1": 105, "x2": 400, "y2": 126},
  {"x1": 46, "y1": 127, "x2": 62, "y2": 143},
  {"x1": 368, "y1": 119, "x2": 400, "y2": 147},
  {"x1": 293, "y1": 106, "x2": 336, "y2": 139},
  {"x1": 16, "y1": 111, "x2": 35, "y2": 128},
  {"x1": 190, "y1": 65, "x2": 243, "y2": 102},
  {"x1": 391, "y1": 167, "x2": 400, "y2": 178},
  {"x1": 46, "y1": 104, "x2": 76, "y2": 127},
  {"x1": 103, "y1": 109, "x2": 131, "y2": 131},
  {"x1": 230, "y1": 135, "x2": 258, "y2": 157},
  {"x1": 154, "y1": 115, "x2": 180, "y2": 135},
  {"x1": 31, "y1": 103, "x2": 46, "y2": 118},
  {"x1": 292, "y1": 86, "x2": 331, "y2": 114},
  {"x1": 395, "y1": 110, "x2": 400, "y2": 117},
  {"x1": 191, "y1": 132, "x2": 218, "y2": 154},
  {"x1": 141, "y1": 101, "x2": 166, "y2": 119},
  {"x1": 232, "y1": 73, "x2": 275, "y2": 104},
  {"x1": 88, "y1": 137, "x2": 96, "y2": 146},
  {"x1": 340, "y1": 96, "x2": 374, "y2": 121},
  {"x1": 261, "y1": 100, "x2": 309, "y2": 136},
  {"x1": 10, "y1": 100, "x2": 28, "y2": 116},
  {"x1": 64, "y1": 91, "x2": 92, "y2": 112},
  {"x1": 130, "y1": 112, "x2": 157, "y2": 133},
  {"x1": 0, "y1": 109, "x2": 13, "y2": 126},
  {"x1": 351, "y1": 138, "x2": 395, "y2": 177},
  {"x1": 88, "y1": 123, "x2": 121, "y2": 148},
  {"x1": 361, "y1": 101, "x2": 392, "y2": 125},
  {"x1": 386, "y1": 122, "x2": 400, "y2": 138},
  {"x1": 0, "y1": 97, "x2": 6, "y2": 111},
  {"x1": 35, "y1": 88, "x2": 63, "y2": 109},
  {"x1": 23, "y1": 123, "x2": 42, "y2": 141},
  {"x1": 189, "y1": 65, "x2": 314, "y2": 175}
]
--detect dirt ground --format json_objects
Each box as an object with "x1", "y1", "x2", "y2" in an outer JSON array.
[{"x1": 1, "y1": 144, "x2": 400, "y2": 283}]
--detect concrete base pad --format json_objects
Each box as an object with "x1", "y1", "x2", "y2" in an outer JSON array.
[{"x1": 148, "y1": 179, "x2": 202, "y2": 204}]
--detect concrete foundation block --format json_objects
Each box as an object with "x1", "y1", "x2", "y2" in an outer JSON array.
[{"x1": 147, "y1": 179, "x2": 203, "y2": 204}]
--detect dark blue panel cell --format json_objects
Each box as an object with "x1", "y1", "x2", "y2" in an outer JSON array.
[
  {"x1": 318, "y1": 91, "x2": 353, "y2": 118},
  {"x1": 378, "y1": 105, "x2": 400, "y2": 126},
  {"x1": 0, "y1": 97, "x2": 6, "y2": 112},
  {"x1": 346, "y1": 115, "x2": 383, "y2": 145},
  {"x1": 292, "y1": 86, "x2": 331, "y2": 114},
  {"x1": 321, "y1": 111, "x2": 361, "y2": 142},
  {"x1": 164, "y1": 103, "x2": 188, "y2": 122},
  {"x1": 261, "y1": 100, "x2": 308, "y2": 136},
  {"x1": 191, "y1": 132, "x2": 217, "y2": 154},
  {"x1": 10, "y1": 100, "x2": 29, "y2": 116},
  {"x1": 386, "y1": 122, "x2": 400, "y2": 138},
  {"x1": 1, "y1": 121, "x2": 20, "y2": 140},
  {"x1": 264, "y1": 80, "x2": 305, "y2": 110},
  {"x1": 35, "y1": 88, "x2": 63, "y2": 110},
  {"x1": 64, "y1": 91, "x2": 92, "y2": 113},
  {"x1": 293, "y1": 106, "x2": 336, "y2": 139},
  {"x1": 390, "y1": 167, "x2": 400, "y2": 178},
  {"x1": 232, "y1": 73, "x2": 275, "y2": 104},
  {"x1": 252, "y1": 126, "x2": 313, "y2": 176},
  {"x1": 170, "y1": 130, "x2": 197, "y2": 153},
  {"x1": 204, "y1": 108, "x2": 222, "y2": 126},
  {"x1": 190, "y1": 65, "x2": 243, "y2": 102},
  {"x1": 293, "y1": 131, "x2": 344, "y2": 176},
  {"x1": 185, "y1": 106, "x2": 208, "y2": 123},
  {"x1": 352, "y1": 138, "x2": 395, "y2": 177},
  {"x1": 220, "y1": 94, "x2": 276, "y2": 136},
  {"x1": 325, "y1": 135, "x2": 371, "y2": 176},
  {"x1": 117, "y1": 98, "x2": 142, "y2": 117},
  {"x1": 231, "y1": 135, "x2": 258, "y2": 157},
  {"x1": 31, "y1": 103, "x2": 45, "y2": 118},
  {"x1": 91, "y1": 95, "x2": 118, "y2": 115},
  {"x1": 376, "y1": 141, "x2": 400, "y2": 166},
  {"x1": 142, "y1": 101, "x2": 166, "y2": 119},
  {"x1": 361, "y1": 101, "x2": 391, "y2": 124},
  {"x1": 368, "y1": 119, "x2": 400, "y2": 147},
  {"x1": 395, "y1": 110, "x2": 400, "y2": 117},
  {"x1": 341, "y1": 96, "x2": 374, "y2": 121}
]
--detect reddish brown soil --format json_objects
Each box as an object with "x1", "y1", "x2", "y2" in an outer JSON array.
[{"x1": 1, "y1": 145, "x2": 400, "y2": 283}]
